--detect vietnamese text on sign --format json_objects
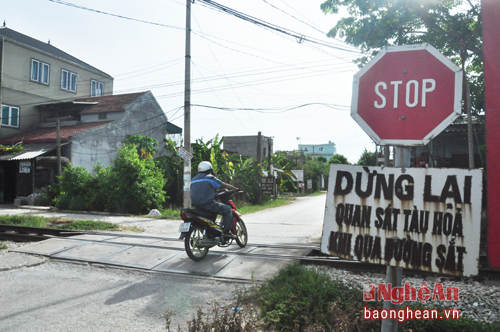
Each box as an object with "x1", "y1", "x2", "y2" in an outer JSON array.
[{"x1": 320, "y1": 164, "x2": 482, "y2": 277}]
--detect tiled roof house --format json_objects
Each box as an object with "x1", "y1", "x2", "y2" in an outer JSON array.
[{"x1": 0, "y1": 26, "x2": 169, "y2": 202}]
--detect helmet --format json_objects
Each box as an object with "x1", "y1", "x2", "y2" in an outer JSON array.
[{"x1": 198, "y1": 161, "x2": 213, "y2": 172}]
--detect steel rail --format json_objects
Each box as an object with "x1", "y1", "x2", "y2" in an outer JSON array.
[
  {"x1": 2, "y1": 226, "x2": 499, "y2": 279},
  {"x1": 0, "y1": 224, "x2": 84, "y2": 242}
]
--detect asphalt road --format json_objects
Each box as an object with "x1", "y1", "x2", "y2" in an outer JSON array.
[{"x1": 0, "y1": 194, "x2": 327, "y2": 332}]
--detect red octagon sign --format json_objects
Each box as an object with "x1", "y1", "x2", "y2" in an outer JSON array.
[{"x1": 351, "y1": 44, "x2": 462, "y2": 146}]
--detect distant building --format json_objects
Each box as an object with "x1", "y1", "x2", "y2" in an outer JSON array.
[
  {"x1": 223, "y1": 134, "x2": 273, "y2": 160},
  {"x1": 298, "y1": 141, "x2": 336, "y2": 157}
]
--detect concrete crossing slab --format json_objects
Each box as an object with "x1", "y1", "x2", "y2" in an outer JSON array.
[
  {"x1": 249, "y1": 247, "x2": 310, "y2": 257},
  {"x1": 214, "y1": 256, "x2": 295, "y2": 281},
  {"x1": 210, "y1": 245, "x2": 256, "y2": 254},
  {"x1": 104, "y1": 236, "x2": 165, "y2": 246},
  {"x1": 146, "y1": 240, "x2": 185, "y2": 249},
  {"x1": 52, "y1": 242, "x2": 131, "y2": 261},
  {"x1": 98, "y1": 247, "x2": 181, "y2": 270},
  {"x1": 153, "y1": 252, "x2": 236, "y2": 276},
  {"x1": 70, "y1": 234, "x2": 119, "y2": 242},
  {"x1": 11, "y1": 238, "x2": 85, "y2": 256}
]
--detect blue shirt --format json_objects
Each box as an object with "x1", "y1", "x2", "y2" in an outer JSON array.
[{"x1": 190, "y1": 173, "x2": 223, "y2": 206}]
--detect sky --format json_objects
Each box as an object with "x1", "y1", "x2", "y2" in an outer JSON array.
[{"x1": 1, "y1": 0, "x2": 375, "y2": 163}]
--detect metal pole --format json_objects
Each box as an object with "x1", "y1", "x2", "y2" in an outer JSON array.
[
  {"x1": 384, "y1": 145, "x2": 390, "y2": 167},
  {"x1": 256, "y1": 132, "x2": 262, "y2": 204},
  {"x1": 461, "y1": 43, "x2": 474, "y2": 169},
  {"x1": 56, "y1": 119, "x2": 61, "y2": 177},
  {"x1": 380, "y1": 146, "x2": 408, "y2": 332},
  {"x1": 466, "y1": 83, "x2": 474, "y2": 168},
  {"x1": 182, "y1": 0, "x2": 192, "y2": 209}
]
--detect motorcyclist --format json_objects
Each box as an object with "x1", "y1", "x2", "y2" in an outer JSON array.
[{"x1": 190, "y1": 161, "x2": 239, "y2": 239}]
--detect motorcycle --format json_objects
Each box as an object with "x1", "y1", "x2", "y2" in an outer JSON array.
[{"x1": 178, "y1": 190, "x2": 248, "y2": 261}]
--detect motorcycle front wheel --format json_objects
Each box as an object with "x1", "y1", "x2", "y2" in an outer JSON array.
[
  {"x1": 235, "y1": 219, "x2": 248, "y2": 248},
  {"x1": 185, "y1": 226, "x2": 209, "y2": 261}
]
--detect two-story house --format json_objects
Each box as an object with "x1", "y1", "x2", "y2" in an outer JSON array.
[
  {"x1": 0, "y1": 26, "x2": 114, "y2": 135},
  {"x1": 0, "y1": 26, "x2": 170, "y2": 203}
]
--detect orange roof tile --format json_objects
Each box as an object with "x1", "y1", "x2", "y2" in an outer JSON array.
[{"x1": 0, "y1": 122, "x2": 112, "y2": 145}]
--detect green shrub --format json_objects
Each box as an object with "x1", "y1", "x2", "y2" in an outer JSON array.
[
  {"x1": 56, "y1": 142, "x2": 166, "y2": 214},
  {"x1": 105, "y1": 143, "x2": 166, "y2": 214},
  {"x1": 254, "y1": 263, "x2": 379, "y2": 331},
  {"x1": 57, "y1": 163, "x2": 92, "y2": 210}
]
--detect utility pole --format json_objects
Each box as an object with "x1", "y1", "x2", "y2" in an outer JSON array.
[
  {"x1": 183, "y1": 0, "x2": 192, "y2": 209},
  {"x1": 56, "y1": 119, "x2": 61, "y2": 177},
  {"x1": 460, "y1": 37, "x2": 474, "y2": 169},
  {"x1": 256, "y1": 132, "x2": 262, "y2": 204}
]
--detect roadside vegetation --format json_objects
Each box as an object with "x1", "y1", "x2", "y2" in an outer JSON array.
[
  {"x1": 41, "y1": 134, "x2": 325, "y2": 215},
  {"x1": 0, "y1": 215, "x2": 140, "y2": 232},
  {"x1": 154, "y1": 197, "x2": 294, "y2": 220},
  {"x1": 165, "y1": 263, "x2": 500, "y2": 332},
  {"x1": 39, "y1": 133, "x2": 369, "y2": 216}
]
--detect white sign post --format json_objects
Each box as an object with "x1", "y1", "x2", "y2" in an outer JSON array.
[
  {"x1": 291, "y1": 170, "x2": 303, "y2": 181},
  {"x1": 177, "y1": 147, "x2": 193, "y2": 162},
  {"x1": 321, "y1": 164, "x2": 482, "y2": 277}
]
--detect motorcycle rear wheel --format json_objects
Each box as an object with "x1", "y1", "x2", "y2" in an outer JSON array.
[
  {"x1": 185, "y1": 226, "x2": 209, "y2": 261},
  {"x1": 235, "y1": 219, "x2": 248, "y2": 248}
]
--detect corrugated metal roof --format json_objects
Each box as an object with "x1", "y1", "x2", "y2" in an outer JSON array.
[
  {"x1": 10, "y1": 150, "x2": 48, "y2": 160},
  {"x1": 0, "y1": 27, "x2": 111, "y2": 77},
  {"x1": 0, "y1": 142, "x2": 68, "y2": 161}
]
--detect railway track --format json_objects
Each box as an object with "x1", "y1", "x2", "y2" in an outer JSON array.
[
  {"x1": 2, "y1": 225, "x2": 499, "y2": 279},
  {"x1": 0, "y1": 224, "x2": 84, "y2": 242}
]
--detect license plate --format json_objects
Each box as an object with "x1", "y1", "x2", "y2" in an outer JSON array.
[{"x1": 179, "y1": 222, "x2": 191, "y2": 232}]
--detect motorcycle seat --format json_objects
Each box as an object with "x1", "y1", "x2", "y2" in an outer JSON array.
[{"x1": 183, "y1": 208, "x2": 217, "y2": 221}]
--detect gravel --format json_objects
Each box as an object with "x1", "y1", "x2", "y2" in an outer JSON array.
[{"x1": 320, "y1": 266, "x2": 500, "y2": 324}]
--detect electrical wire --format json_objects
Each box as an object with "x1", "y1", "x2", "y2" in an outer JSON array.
[{"x1": 196, "y1": 0, "x2": 359, "y2": 53}]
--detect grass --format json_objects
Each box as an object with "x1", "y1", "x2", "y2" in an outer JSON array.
[
  {"x1": 0, "y1": 242, "x2": 7, "y2": 250},
  {"x1": 165, "y1": 263, "x2": 500, "y2": 332},
  {"x1": 238, "y1": 197, "x2": 294, "y2": 215},
  {"x1": 308, "y1": 190, "x2": 327, "y2": 197},
  {"x1": 248, "y1": 263, "x2": 380, "y2": 331},
  {"x1": 155, "y1": 197, "x2": 295, "y2": 220},
  {"x1": 0, "y1": 214, "x2": 140, "y2": 232}
]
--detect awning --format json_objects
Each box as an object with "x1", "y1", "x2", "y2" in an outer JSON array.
[
  {"x1": 11, "y1": 150, "x2": 48, "y2": 160},
  {"x1": 0, "y1": 142, "x2": 69, "y2": 161},
  {"x1": 166, "y1": 122, "x2": 182, "y2": 134}
]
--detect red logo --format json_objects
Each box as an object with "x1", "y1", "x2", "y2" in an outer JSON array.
[{"x1": 363, "y1": 283, "x2": 376, "y2": 301}]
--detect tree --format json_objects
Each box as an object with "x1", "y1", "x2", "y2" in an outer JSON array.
[
  {"x1": 321, "y1": 0, "x2": 484, "y2": 113},
  {"x1": 124, "y1": 134, "x2": 159, "y2": 159},
  {"x1": 305, "y1": 157, "x2": 329, "y2": 191},
  {"x1": 106, "y1": 144, "x2": 166, "y2": 214},
  {"x1": 357, "y1": 148, "x2": 377, "y2": 166},
  {"x1": 328, "y1": 154, "x2": 350, "y2": 165}
]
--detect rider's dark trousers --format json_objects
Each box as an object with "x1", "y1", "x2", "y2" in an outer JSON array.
[{"x1": 197, "y1": 201, "x2": 232, "y2": 233}]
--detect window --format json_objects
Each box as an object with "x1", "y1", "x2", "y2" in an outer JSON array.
[
  {"x1": 1, "y1": 105, "x2": 20, "y2": 128},
  {"x1": 91, "y1": 80, "x2": 104, "y2": 97},
  {"x1": 61, "y1": 70, "x2": 77, "y2": 92},
  {"x1": 98, "y1": 113, "x2": 107, "y2": 120},
  {"x1": 319, "y1": 147, "x2": 324, "y2": 152},
  {"x1": 31, "y1": 59, "x2": 50, "y2": 84}
]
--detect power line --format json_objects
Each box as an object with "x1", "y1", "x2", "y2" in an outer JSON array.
[
  {"x1": 191, "y1": 102, "x2": 349, "y2": 113},
  {"x1": 196, "y1": 0, "x2": 359, "y2": 53},
  {"x1": 47, "y1": 0, "x2": 185, "y2": 31},
  {"x1": 261, "y1": 0, "x2": 326, "y2": 35}
]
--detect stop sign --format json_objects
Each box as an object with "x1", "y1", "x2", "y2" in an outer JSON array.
[{"x1": 351, "y1": 43, "x2": 462, "y2": 146}]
